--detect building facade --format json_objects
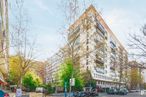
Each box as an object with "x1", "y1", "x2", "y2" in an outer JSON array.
[
  {"x1": 0, "y1": 0, "x2": 9, "y2": 85},
  {"x1": 46, "y1": 50, "x2": 64, "y2": 84},
  {"x1": 46, "y1": 5, "x2": 128, "y2": 88}
]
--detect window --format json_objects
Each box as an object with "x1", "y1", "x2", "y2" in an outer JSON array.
[
  {"x1": 96, "y1": 21, "x2": 107, "y2": 36},
  {"x1": 110, "y1": 37, "x2": 116, "y2": 48},
  {"x1": 94, "y1": 35, "x2": 101, "y2": 43},
  {"x1": 86, "y1": 60, "x2": 88, "y2": 65},
  {"x1": 110, "y1": 41, "x2": 116, "y2": 48},
  {"x1": 1, "y1": 40, "x2": 4, "y2": 50},
  {"x1": 74, "y1": 36, "x2": 80, "y2": 45},
  {"x1": 87, "y1": 46, "x2": 89, "y2": 51},
  {"x1": 3, "y1": 31, "x2": 6, "y2": 37},
  {"x1": 69, "y1": 26, "x2": 80, "y2": 36},
  {"x1": 86, "y1": 39, "x2": 89, "y2": 44}
]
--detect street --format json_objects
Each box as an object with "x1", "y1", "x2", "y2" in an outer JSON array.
[
  {"x1": 9, "y1": 92, "x2": 146, "y2": 97},
  {"x1": 99, "y1": 92, "x2": 146, "y2": 97}
]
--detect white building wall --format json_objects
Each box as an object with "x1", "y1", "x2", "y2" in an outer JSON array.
[{"x1": 46, "y1": 5, "x2": 128, "y2": 87}]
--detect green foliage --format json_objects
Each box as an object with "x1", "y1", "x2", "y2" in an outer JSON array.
[
  {"x1": 84, "y1": 80, "x2": 96, "y2": 88},
  {"x1": 7, "y1": 71, "x2": 17, "y2": 85},
  {"x1": 9, "y1": 56, "x2": 22, "y2": 85},
  {"x1": 144, "y1": 83, "x2": 146, "y2": 89},
  {"x1": 22, "y1": 72, "x2": 41, "y2": 91},
  {"x1": 44, "y1": 83, "x2": 55, "y2": 94},
  {"x1": 39, "y1": 83, "x2": 55, "y2": 94},
  {"x1": 82, "y1": 70, "x2": 96, "y2": 88},
  {"x1": 130, "y1": 67, "x2": 142, "y2": 89},
  {"x1": 22, "y1": 74, "x2": 36, "y2": 91},
  {"x1": 60, "y1": 59, "x2": 84, "y2": 91}
]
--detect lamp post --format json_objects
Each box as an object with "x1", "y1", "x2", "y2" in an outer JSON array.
[{"x1": 64, "y1": 81, "x2": 67, "y2": 97}]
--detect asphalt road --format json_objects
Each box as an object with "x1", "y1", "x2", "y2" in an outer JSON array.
[
  {"x1": 50, "y1": 92, "x2": 146, "y2": 97},
  {"x1": 9, "y1": 92, "x2": 146, "y2": 97},
  {"x1": 99, "y1": 92, "x2": 146, "y2": 97}
]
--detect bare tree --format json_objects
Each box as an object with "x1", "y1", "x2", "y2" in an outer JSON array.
[
  {"x1": 129, "y1": 24, "x2": 146, "y2": 62},
  {"x1": 10, "y1": 0, "x2": 36, "y2": 86},
  {"x1": 59, "y1": 0, "x2": 81, "y2": 95}
]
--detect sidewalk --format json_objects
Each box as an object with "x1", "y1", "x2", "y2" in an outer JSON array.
[
  {"x1": 9, "y1": 92, "x2": 107, "y2": 97},
  {"x1": 9, "y1": 92, "x2": 51, "y2": 97},
  {"x1": 9, "y1": 92, "x2": 29, "y2": 97}
]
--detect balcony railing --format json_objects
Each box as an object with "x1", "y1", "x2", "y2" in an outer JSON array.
[{"x1": 94, "y1": 67, "x2": 105, "y2": 74}]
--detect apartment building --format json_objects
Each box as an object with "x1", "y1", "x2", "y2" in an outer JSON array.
[
  {"x1": 0, "y1": 0, "x2": 9, "y2": 85},
  {"x1": 46, "y1": 5, "x2": 128, "y2": 88},
  {"x1": 46, "y1": 50, "x2": 64, "y2": 83}
]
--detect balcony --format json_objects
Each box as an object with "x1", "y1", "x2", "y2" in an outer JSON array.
[
  {"x1": 93, "y1": 72, "x2": 116, "y2": 82},
  {"x1": 94, "y1": 67, "x2": 105, "y2": 74},
  {"x1": 68, "y1": 26, "x2": 80, "y2": 39},
  {"x1": 110, "y1": 41, "x2": 116, "y2": 49},
  {"x1": 110, "y1": 66, "x2": 115, "y2": 71},
  {"x1": 95, "y1": 20, "x2": 107, "y2": 37},
  {"x1": 95, "y1": 59, "x2": 104, "y2": 65}
]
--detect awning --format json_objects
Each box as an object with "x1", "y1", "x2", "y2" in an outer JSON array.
[{"x1": 0, "y1": 77, "x2": 7, "y2": 85}]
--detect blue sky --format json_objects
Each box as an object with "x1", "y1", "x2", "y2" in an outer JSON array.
[{"x1": 9, "y1": 0, "x2": 146, "y2": 61}]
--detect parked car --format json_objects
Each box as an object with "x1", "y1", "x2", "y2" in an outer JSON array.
[
  {"x1": 73, "y1": 90, "x2": 99, "y2": 97},
  {"x1": 107, "y1": 87, "x2": 128, "y2": 95},
  {"x1": 73, "y1": 91, "x2": 86, "y2": 97},
  {"x1": 0, "y1": 90, "x2": 9, "y2": 97},
  {"x1": 107, "y1": 88, "x2": 118, "y2": 94},
  {"x1": 90, "y1": 89, "x2": 99, "y2": 96},
  {"x1": 35, "y1": 87, "x2": 46, "y2": 93},
  {"x1": 117, "y1": 88, "x2": 128, "y2": 95},
  {"x1": 129, "y1": 89, "x2": 139, "y2": 93}
]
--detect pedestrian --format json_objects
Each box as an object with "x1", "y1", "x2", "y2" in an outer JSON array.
[{"x1": 16, "y1": 87, "x2": 22, "y2": 97}]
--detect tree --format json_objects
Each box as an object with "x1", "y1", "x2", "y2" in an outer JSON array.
[
  {"x1": 59, "y1": 59, "x2": 84, "y2": 91},
  {"x1": 9, "y1": 56, "x2": 22, "y2": 85},
  {"x1": 22, "y1": 71, "x2": 42, "y2": 91},
  {"x1": 129, "y1": 24, "x2": 146, "y2": 62},
  {"x1": 144, "y1": 83, "x2": 146, "y2": 89},
  {"x1": 44, "y1": 83, "x2": 55, "y2": 94},
  {"x1": 10, "y1": 0, "x2": 36, "y2": 87},
  {"x1": 9, "y1": 56, "x2": 36, "y2": 85},
  {"x1": 82, "y1": 69, "x2": 96, "y2": 88},
  {"x1": 31, "y1": 61, "x2": 46, "y2": 84},
  {"x1": 130, "y1": 67, "x2": 140, "y2": 89}
]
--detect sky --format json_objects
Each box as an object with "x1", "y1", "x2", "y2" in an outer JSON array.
[{"x1": 9, "y1": 0, "x2": 146, "y2": 61}]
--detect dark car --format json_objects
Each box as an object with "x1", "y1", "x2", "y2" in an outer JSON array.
[
  {"x1": 107, "y1": 88, "x2": 118, "y2": 95},
  {"x1": 117, "y1": 88, "x2": 128, "y2": 95},
  {"x1": 73, "y1": 90, "x2": 99, "y2": 97},
  {"x1": 0, "y1": 90, "x2": 9, "y2": 97},
  {"x1": 73, "y1": 91, "x2": 84, "y2": 97}
]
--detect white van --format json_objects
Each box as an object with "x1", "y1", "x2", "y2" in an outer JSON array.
[{"x1": 35, "y1": 87, "x2": 45, "y2": 93}]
